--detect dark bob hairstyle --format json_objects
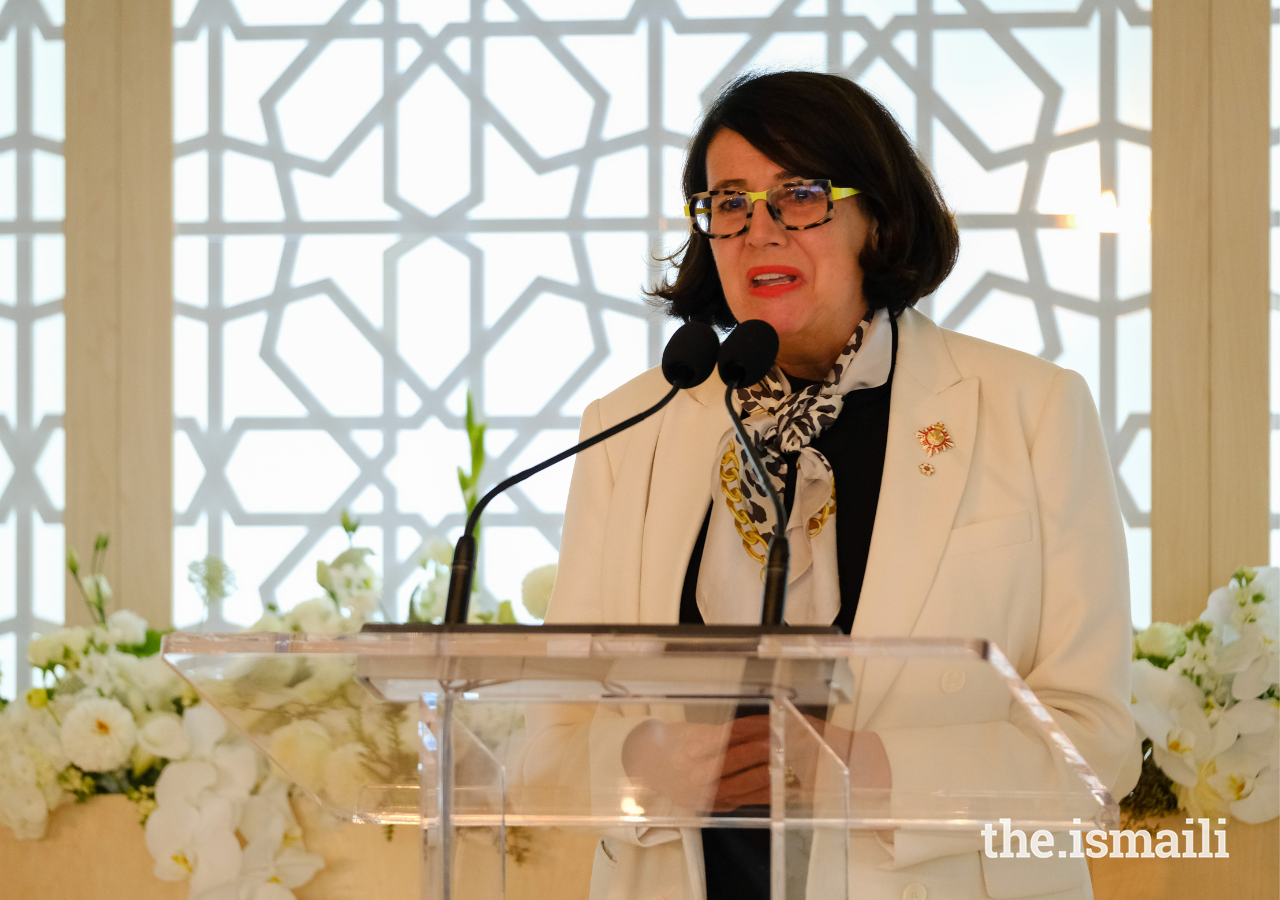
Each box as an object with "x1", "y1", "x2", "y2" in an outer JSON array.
[{"x1": 650, "y1": 71, "x2": 959, "y2": 328}]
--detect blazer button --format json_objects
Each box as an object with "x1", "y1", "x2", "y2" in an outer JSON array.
[
  {"x1": 903, "y1": 883, "x2": 928, "y2": 900},
  {"x1": 940, "y1": 669, "x2": 966, "y2": 694}
]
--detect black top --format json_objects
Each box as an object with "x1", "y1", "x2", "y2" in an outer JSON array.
[
  {"x1": 677, "y1": 322, "x2": 896, "y2": 900},
  {"x1": 679, "y1": 324, "x2": 896, "y2": 635}
]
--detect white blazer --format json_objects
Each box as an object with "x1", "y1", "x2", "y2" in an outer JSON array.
[{"x1": 526, "y1": 308, "x2": 1134, "y2": 900}]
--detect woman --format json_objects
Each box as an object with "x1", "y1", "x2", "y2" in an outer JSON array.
[{"x1": 525, "y1": 71, "x2": 1133, "y2": 900}]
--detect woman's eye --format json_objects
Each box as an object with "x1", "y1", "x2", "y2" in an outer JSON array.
[{"x1": 719, "y1": 196, "x2": 747, "y2": 212}]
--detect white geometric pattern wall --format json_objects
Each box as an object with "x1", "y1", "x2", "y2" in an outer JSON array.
[
  {"x1": 171, "y1": 0, "x2": 1153, "y2": 627},
  {"x1": 0, "y1": 0, "x2": 64, "y2": 699}
]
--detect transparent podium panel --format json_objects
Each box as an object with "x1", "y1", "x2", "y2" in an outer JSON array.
[{"x1": 163, "y1": 628, "x2": 1118, "y2": 900}]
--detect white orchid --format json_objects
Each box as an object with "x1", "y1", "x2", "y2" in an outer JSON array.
[
  {"x1": 164, "y1": 704, "x2": 261, "y2": 817},
  {"x1": 138, "y1": 712, "x2": 191, "y2": 760},
  {"x1": 1203, "y1": 567, "x2": 1279, "y2": 638},
  {"x1": 1129, "y1": 567, "x2": 1280, "y2": 826},
  {"x1": 236, "y1": 779, "x2": 324, "y2": 894},
  {"x1": 1218, "y1": 627, "x2": 1280, "y2": 701},
  {"x1": 144, "y1": 705, "x2": 323, "y2": 897},
  {"x1": 1130, "y1": 659, "x2": 1211, "y2": 787},
  {"x1": 145, "y1": 790, "x2": 243, "y2": 894},
  {"x1": 1207, "y1": 724, "x2": 1280, "y2": 824}
]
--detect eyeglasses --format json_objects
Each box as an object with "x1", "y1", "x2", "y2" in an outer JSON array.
[{"x1": 683, "y1": 179, "x2": 861, "y2": 239}]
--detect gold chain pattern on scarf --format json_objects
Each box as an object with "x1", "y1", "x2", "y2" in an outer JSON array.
[
  {"x1": 808, "y1": 493, "x2": 836, "y2": 537},
  {"x1": 719, "y1": 441, "x2": 835, "y2": 566}
]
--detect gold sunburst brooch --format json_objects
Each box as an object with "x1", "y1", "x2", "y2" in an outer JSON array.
[{"x1": 916, "y1": 422, "x2": 954, "y2": 457}]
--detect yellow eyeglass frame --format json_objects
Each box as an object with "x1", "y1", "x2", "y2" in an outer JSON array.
[{"x1": 683, "y1": 180, "x2": 861, "y2": 238}]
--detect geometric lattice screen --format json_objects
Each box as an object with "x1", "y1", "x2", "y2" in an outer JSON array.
[
  {"x1": 0, "y1": 0, "x2": 64, "y2": 700},
  {"x1": 172, "y1": 0, "x2": 1154, "y2": 629}
]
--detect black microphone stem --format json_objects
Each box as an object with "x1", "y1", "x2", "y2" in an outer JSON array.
[
  {"x1": 443, "y1": 383, "x2": 681, "y2": 625},
  {"x1": 723, "y1": 385, "x2": 791, "y2": 626}
]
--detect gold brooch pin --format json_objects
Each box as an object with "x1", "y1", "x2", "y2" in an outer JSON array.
[
  {"x1": 918, "y1": 463, "x2": 935, "y2": 477},
  {"x1": 916, "y1": 422, "x2": 953, "y2": 457}
]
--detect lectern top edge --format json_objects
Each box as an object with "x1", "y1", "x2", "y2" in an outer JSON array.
[{"x1": 160, "y1": 628, "x2": 993, "y2": 662}]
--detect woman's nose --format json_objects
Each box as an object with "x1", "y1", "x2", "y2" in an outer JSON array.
[{"x1": 745, "y1": 198, "x2": 785, "y2": 246}]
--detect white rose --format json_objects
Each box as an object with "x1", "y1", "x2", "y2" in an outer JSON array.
[
  {"x1": 284, "y1": 598, "x2": 344, "y2": 635},
  {"x1": 26, "y1": 636, "x2": 58, "y2": 670},
  {"x1": 521, "y1": 564, "x2": 558, "y2": 620},
  {"x1": 27, "y1": 626, "x2": 91, "y2": 669},
  {"x1": 105, "y1": 609, "x2": 149, "y2": 646},
  {"x1": 60, "y1": 696, "x2": 138, "y2": 772},
  {"x1": 267, "y1": 720, "x2": 332, "y2": 788},
  {"x1": 1135, "y1": 621, "x2": 1188, "y2": 661}
]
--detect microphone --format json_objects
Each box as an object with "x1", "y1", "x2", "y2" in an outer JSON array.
[
  {"x1": 717, "y1": 320, "x2": 790, "y2": 627},
  {"x1": 442, "y1": 322, "x2": 721, "y2": 624}
]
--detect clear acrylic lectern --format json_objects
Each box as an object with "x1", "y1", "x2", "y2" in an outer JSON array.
[{"x1": 163, "y1": 626, "x2": 1118, "y2": 900}]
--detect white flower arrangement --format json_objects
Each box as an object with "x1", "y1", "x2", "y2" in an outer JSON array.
[
  {"x1": 410, "y1": 541, "x2": 558, "y2": 625},
  {"x1": 1127, "y1": 566, "x2": 1279, "y2": 825},
  {"x1": 143, "y1": 705, "x2": 323, "y2": 898},
  {"x1": 0, "y1": 535, "x2": 329, "y2": 899},
  {"x1": 0, "y1": 512, "x2": 560, "y2": 891},
  {"x1": 0, "y1": 578, "x2": 195, "y2": 843},
  {"x1": 1, "y1": 396, "x2": 560, "y2": 882}
]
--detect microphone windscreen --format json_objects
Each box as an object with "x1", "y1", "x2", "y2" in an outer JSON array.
[
  {"x1": 661, "y1": 322, "x2": 721, "y2": 388},
  {"x1": 717, "y1": 319, "x2": 779, "y2": 388}
]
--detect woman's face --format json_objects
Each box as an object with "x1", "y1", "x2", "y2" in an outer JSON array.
[{"x1": 704, "y1": 128, "x2": 873, "y2": 380}]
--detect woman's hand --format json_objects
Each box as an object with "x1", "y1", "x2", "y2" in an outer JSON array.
[
  {"x1": 707, "y1": 715, "x2": 892, "y2": 809},
  {"x1": 621, "y1": 719, "x2": 735, "y2": 812},
  {"x1": 621, "y1": 714, "x2": 891, "y2": 813}
]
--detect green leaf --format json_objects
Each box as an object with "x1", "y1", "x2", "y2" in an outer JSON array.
[
  {"x1": 119, "y1": 629, "x2": 166, "y2": 659},
  {"x1": 1183, "y1": 621, "x2": 1213, "y2": 643}
]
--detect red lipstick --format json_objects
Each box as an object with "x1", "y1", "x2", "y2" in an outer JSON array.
[{"x1": 747, "y1": 265, "x2": 804, "y2": 298}]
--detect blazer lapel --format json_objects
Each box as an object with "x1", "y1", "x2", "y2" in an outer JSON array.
[
  {"x1": 636, "y1": 372, "x2": 731, "y2": 623},
  {"x1": 850, "y1": 310, "x2": 979, "y2": 726}
]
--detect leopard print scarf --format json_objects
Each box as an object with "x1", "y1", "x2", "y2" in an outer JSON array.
[{"x1": 697, "y1": 307, "x2": 894, "y2": 626}]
